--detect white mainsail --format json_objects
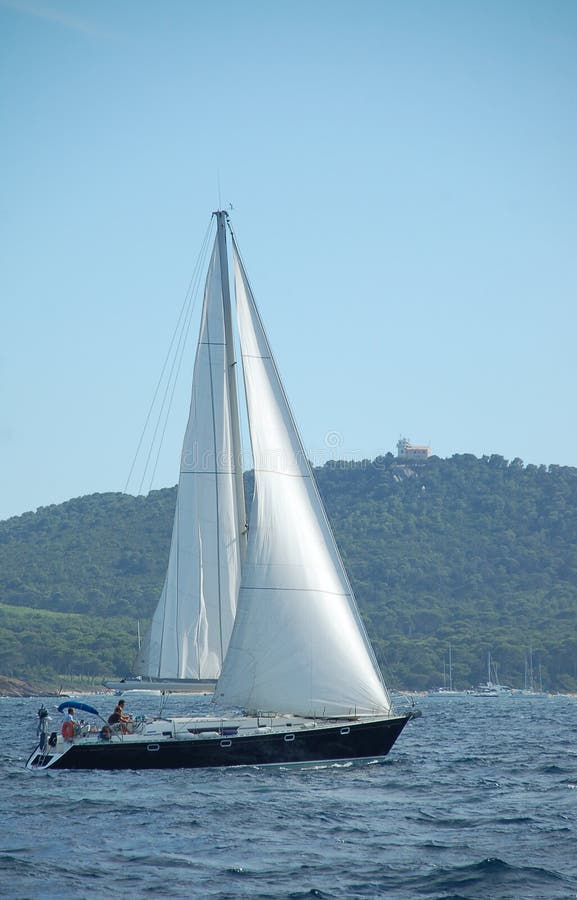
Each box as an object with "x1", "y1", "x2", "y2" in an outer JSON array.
[
  {"x1": 137, "y1": 236, "x2": 243, "y2": 679},
  {"x1": 216, "y1": 239, "x2": 392, "y2": 717}
]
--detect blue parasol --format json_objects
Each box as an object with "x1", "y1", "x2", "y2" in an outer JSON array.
[{"x1": 57, "y1": 700, "x2": 100, "y2": 716}]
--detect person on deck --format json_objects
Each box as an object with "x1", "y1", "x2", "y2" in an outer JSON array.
[
  {"x1": 61, "y1": 708, "x2": 76, "y2": 740},
  {"x1": 108, "y1": 699, "x2": 133, "y2": 733}
]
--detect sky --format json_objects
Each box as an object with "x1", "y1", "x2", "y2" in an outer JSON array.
[{"x1": 1, "y1": 0, "x2": 576, "y2": 521}]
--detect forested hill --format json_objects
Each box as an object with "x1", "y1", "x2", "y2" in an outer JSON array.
[{"x1": 1, "y1": 453, "x2": 577, "y2": 692}]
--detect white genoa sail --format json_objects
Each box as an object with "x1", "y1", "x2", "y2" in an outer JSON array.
[
  {"x1": 137, "y1": 237, "x2": 243, "y2": 679},
  {"x1": 216, "y1": 239, "x2": 392, "y2": 718}
]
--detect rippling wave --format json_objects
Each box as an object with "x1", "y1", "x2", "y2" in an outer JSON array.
[{"x1": 2, "y1": 692, "x2": 577, "y2": 898}]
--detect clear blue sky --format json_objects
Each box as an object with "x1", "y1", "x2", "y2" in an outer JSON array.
[{"x1": 1, "y1": 0, "x2": 576, "y2": 521}]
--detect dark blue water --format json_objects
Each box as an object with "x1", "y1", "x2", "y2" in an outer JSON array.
[{"x1": 2, "y1": 692, "x2": 577, "y2": 899}]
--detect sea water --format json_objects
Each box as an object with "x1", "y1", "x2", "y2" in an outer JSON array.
[{"x1": 1, "y1": 692, "x2": 577, "y2": 899}]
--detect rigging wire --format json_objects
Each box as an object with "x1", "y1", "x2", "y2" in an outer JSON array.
[
  {"x1": 124, "y1": 218, "x2": 214, "y2": 495},
  {"x1": 146, "y1": 249, "x2": 207, "y2": 493},
  {"x1": 137, "y1": 225, "x2": 213, "y2": 496},
  {"x1": 136, "y1": 253, "x2": 200, "y2": 496}
]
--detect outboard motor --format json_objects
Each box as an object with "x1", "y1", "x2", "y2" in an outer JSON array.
[{"x1": 36, "y1": 705, "x2": 50, "y2": 752}]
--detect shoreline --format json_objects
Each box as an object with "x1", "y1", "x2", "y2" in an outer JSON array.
[{"x1": 0, "y1": 675, "x2": 114, "y2": 698}]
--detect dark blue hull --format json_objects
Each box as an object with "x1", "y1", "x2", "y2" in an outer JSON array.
[{"x1": 28, "y1": 715, "x2": 412, "y2": 771}]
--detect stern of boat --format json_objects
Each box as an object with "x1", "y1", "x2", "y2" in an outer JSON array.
[{"x1": 26, "y1": 705, "x2": 71, "y2": 770}]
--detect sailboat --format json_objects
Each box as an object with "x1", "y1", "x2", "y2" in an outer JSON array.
[
  {"x1": 469, "y1": 651, "x2": 512, "y2": 696},
  {"x1": 27, "y1": 211, "x2": 418, "y2": 771}
]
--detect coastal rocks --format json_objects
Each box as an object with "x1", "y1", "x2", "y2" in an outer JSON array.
[{"x1": 0, "y1": 676, "x2": 52, "y2": 697}]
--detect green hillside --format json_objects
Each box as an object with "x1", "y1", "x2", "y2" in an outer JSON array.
[{"x1": 1, "y1": 453, "x2": 577, "y2": 691}]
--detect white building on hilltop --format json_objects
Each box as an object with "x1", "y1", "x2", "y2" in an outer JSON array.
[{"x1": 397, "y1": 437, "x2": 431, "y2": 460}]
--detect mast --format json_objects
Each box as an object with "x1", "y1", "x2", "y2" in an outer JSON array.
[{"x1": 215, "y1": 210, "x2": 247, "y2": 552}]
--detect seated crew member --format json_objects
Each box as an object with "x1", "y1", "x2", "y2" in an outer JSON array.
[{"x1": 107, "y1": 699, "x2": 133, "y2": 733}]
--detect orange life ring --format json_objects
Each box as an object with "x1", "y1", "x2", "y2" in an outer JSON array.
[{"x1": 61, "y1": 720, "x2": 75, "y2": 739}]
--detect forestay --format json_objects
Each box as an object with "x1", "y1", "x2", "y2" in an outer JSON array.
[{"x1": 216, "y1": 240, "x2": 392, "y2": 717}]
